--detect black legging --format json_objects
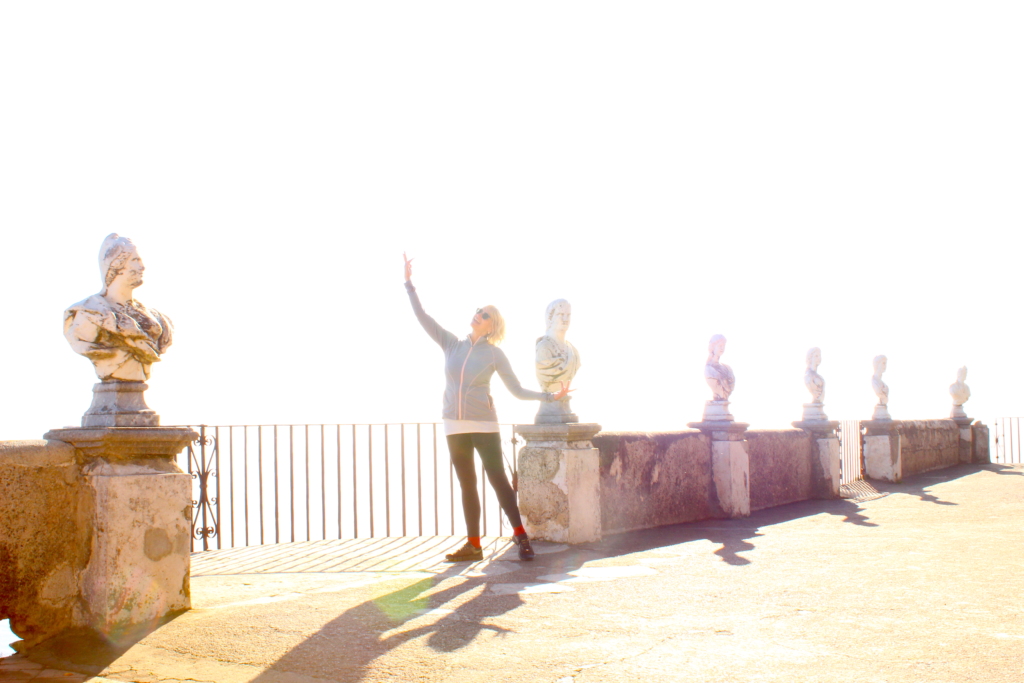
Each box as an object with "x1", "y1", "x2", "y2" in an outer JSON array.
[{"x1": 446, "y1": 432, "x2": 522, "y2": 537}]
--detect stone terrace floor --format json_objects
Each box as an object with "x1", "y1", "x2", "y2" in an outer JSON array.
[{"x1": 4, "y1": 463, "x2": 1023, "y2": 683}]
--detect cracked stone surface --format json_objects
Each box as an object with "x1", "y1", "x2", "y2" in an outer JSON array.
[{"x1": 7, "y1": 464, "x2": 1023, "y2": 682}]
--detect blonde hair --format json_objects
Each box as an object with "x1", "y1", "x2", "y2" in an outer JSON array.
[{"x1": 482, "y1": 305, "x2": 505, "y2": 345}]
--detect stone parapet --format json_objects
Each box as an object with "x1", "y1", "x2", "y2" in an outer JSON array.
[{"x1": 1, "y1": 427, "x2": 196, "y2": 652}]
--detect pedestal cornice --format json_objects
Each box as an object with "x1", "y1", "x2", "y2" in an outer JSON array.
[{"x1": 44, "y1": 426, "x2": 198, "y2": 463}]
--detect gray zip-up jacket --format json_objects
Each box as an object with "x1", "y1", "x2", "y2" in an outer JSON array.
[{"x1": 406, "y1": 282, "x2": 552, "y2": 421}]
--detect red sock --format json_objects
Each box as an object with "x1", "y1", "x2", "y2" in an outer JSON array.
[
  {"x1": 468, "y1": 536, "x2": 481, "y2": 549},
  {"x1": 512, "y1": 525, "x2": 526, "y2": 537}
]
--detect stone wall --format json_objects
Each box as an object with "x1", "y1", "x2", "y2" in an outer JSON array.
[
  {"x1": 594, "y1": 431, "x2": 715, "y2": 535},
  {"x1": 0, "y1": 441, "x2": 91, "y2": 650},
  {"x1": 746, "y1": 429, "x2": 815, "y2": 511},
  {"x1": 896, "y1": 420, "x2": 960, "y2": 476}
]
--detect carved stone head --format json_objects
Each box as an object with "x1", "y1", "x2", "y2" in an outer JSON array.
[
  {"x1": 708, "y1": 334, "x2": 727, "y2": 362},
  {"x1": 99, "y1": 233, "x2": 144, "y2": 294},
  {"x1": 956, "y1": 366, "x2": 968, "y2": 383},
  {"x1": 806, "y1": 347, "x2": 822, "y2": 371},
  {"x1": 873, "y1": 355, "x2": 887, "y2": 376},
  {"x1": 545, "y1": 299, "x2": 571, "y2": 336}
]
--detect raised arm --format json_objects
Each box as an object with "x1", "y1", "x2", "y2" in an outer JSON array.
[{"x1": 404, "y1": 253, "x2": 457, "y2": 349}]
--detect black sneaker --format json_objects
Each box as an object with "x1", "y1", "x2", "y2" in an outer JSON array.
[
  {"x1": 514, "y1": 533, "x2": 535, "y2": 561},
  {"x1": 444, "y1": 542, "x2": 483, "y2": 563}
]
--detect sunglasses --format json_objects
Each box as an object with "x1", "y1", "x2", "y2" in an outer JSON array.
[{"x1": 475, "y1": 308, "x2": 491, "y2": 320}]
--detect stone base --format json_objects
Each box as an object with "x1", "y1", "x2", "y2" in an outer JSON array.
[
  {"x1": 514, "y1": 423, "x2": 601, "y2": 544},
  {"x1": 702, "y1": 400, "x2": 733, "y2": 422},
  {"x1": 950, "y1": 404, "x2": 969, "y2": 420},
  {"x1": 535, "y1": 397, "x2": 579, "y2": 424},
  {"x1": 712, "y1": 440, "x2": 750, "y2": 518},
  {"x1": 813, "y1": 436, "x2": 841, "y2": 498},
  {"x1": 871, "y1": 403, "x2": 892, "y2": 421},
  {"x1": 864, "y1": 432, "x2": 901, "y2": 483},
  {"x1": 801, "y1": 403, "x2": 829, "y2": 422},
  {"x1": 42, "y1": 426, "x2": 198, "y2": 641},
  {"x1": 83, "y1": 381, "x2": 158, "y2": 427},
  {"x1": 81, "y1": 463, "x2": 192, "y2": 635}
]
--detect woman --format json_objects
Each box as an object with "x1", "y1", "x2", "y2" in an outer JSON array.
[{"x1": 403, "y1": 253, "x2": 569, "y2": 562}]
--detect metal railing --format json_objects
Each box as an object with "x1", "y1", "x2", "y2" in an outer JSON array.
[
  {"x1": 993, "y1": 418, "x2": 1024, "y2": 464},
  {"x1": 179, "y1": 424, "x2": 524, "y2": 552},
  {"x1": 838, "y1": 420, "x2": 864, "y2": 485}
]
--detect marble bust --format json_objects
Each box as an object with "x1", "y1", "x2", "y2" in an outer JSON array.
[
  {"x1": 950, "y1": 366, "x2": 970, "y2": 419},
  {"x1": 871, "y1": 355, "x2": 891, "y2": 420},
  {"x1": 702, "y1": 334, "x2": 735, "y2": 421},
  {"x1": 801, "y1": 347, "x2": 828, "y2": 421},
  {"x1": 705, "y1": 334, "x2": 735, "y2": 400},
  {"x1": 64, "y1": 234, "x2": 173, "y2": 382},
  {"x1": 534, "y1": 299, "x2": 580, "y2": 424}
]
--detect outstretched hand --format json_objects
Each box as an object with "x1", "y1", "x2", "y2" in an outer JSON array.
[
  {"x1": 403, "y1": 252, "x2": 414, "y2": 282},
  {"x1": 552, "y1": 381, "x2": 573, "y2": 401}
]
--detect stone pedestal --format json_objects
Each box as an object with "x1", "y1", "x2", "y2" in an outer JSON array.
[
  {"x1": 702, "y1": 400, "x2": 733, "y2": 422},
  {"x1": 535, "y1": 397, "x2": 579, "y2": 424},
  {"x1": 792, "y1": 420, "x2": 841, "y2": 498},
  {"x1": 972, "y1": 422, "x2": 990, "y2": 463},
  {"x1": 514, "y1": 423, "x2": 601, "y2": 544},
  {"x1": 801, "y1": 403, "x2": 828, "y2": 421},
  {"x1": 43, "y1": 426, "x2": 196, "y2": 640},
  {"x1": 953, "y1": 415, "x2": 973, "y2": 464},
  {"x1": 862, "y1": 420, "x2": 901, "y2": 483},
  {"x1": 871, "y1": 403, "x2": 892, "y2": 421},
  {"x1": 688, "y1": 421, "x2": 750, "y2": 518},
  {"x1": 83, "y1": 381, "x2": 159, "y2": 427}
]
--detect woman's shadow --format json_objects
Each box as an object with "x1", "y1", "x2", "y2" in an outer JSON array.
[{"x1": 248, "y1": 556, "x2": 528, "y2": 683}]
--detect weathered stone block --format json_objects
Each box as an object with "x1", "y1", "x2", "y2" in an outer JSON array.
[
  {"x1": 864, "y1": 432, "x2": 901, "y2": 483},
  {"x1": 515, "y1": 424, "x2": 601, "y2": 544},
  {"x1": 712, "y1": 439, "x2": 749, "y2": 518}
]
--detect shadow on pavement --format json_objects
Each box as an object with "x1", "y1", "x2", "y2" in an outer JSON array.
[{"x1": 23, "y1": 612, "x2": 186, "y2": 677}]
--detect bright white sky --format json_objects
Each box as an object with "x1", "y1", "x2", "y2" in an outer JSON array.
[{"x1": 2, "y1": 3, "x2": 1022, "y2": 439}]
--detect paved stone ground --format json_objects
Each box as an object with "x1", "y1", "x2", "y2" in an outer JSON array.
[{"x1": 5, "y1": 463, "x2": 1023, "y2": 682}]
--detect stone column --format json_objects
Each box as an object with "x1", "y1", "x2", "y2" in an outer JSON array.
[
  {"x1": 688, "y1": 421, "x2": 750, "y2": 518},
  {"x1": 862, "y1": 420, "x2": 901, "y2": 483},
  {"x1": 793, "y1": 420, "x2": 841, "y2": 498},
  {"x1": 514, "y1": 423, "x2": 602, "y2": 544},
  {"x1": 972, "y1": 422, "x2": 990, "y2": 463},
  {"x1": 43, "y1": 426, "x2": 196, "y2": 640},
  {"x1": 953, "y1": 415, "x2": 974, "y2": 464}
]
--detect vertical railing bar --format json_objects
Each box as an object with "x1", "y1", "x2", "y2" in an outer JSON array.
[
  {"x1": 274, "y1": 425, "x2": 280, "y2": 545},
  {"x1": 481, "y1": 457, "x2": 487, "y2": 537},
  {"x1": 304, "y1": 425, "x2": 310, "y2": 542},
  {"x1": 337, "y1": 424, "x2": 343, "y2": 539},
  {"x1": 369, "y1": 426, "x2": 375, "y2": 537},
  {"x1": 259, "y1": 426, "x2": 265, "y2": 545},
  {"x1": 352, "y1": 425, "x2": 358, "y2": 539},
  {"x1": 401, "y1": 425, "x2": 407, "y2": 537},
  {"x1": 433, "y1": 423, "x2": 438, "y2": 536},
  {"x1": 290, "y1": 425, "x2": 296, "y2": 543},
  {"x1": 449, "y1": 439, "x2": 455, "y2": 536},
  {"x1": 200, "y1": 426, "x2": 210, "y2": 552},
  {"x1": 321, "y1": 424, "x2": 326, "y2": 541},
  {"x1": 244, "y1": 426, "x2": 250, "y2": 547},
  {"x1": 1003, "y1": 417, "x2": 1011, "y2": 471},
  {"x1": 417, "y1": 424, "x2": 423, "y2": 536},
  {"x1": 227, "y1": 426, "x2": 233, "y2": 548},
  {"x1": 187, "y1": 432, "x2": 195, "y2": 553},
  {"x1": 215, "y1": 426, "x2": 222, "y2": 550},
  {"x1": 385, "y1": 426, "x2": 391, "y2": 536}
]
